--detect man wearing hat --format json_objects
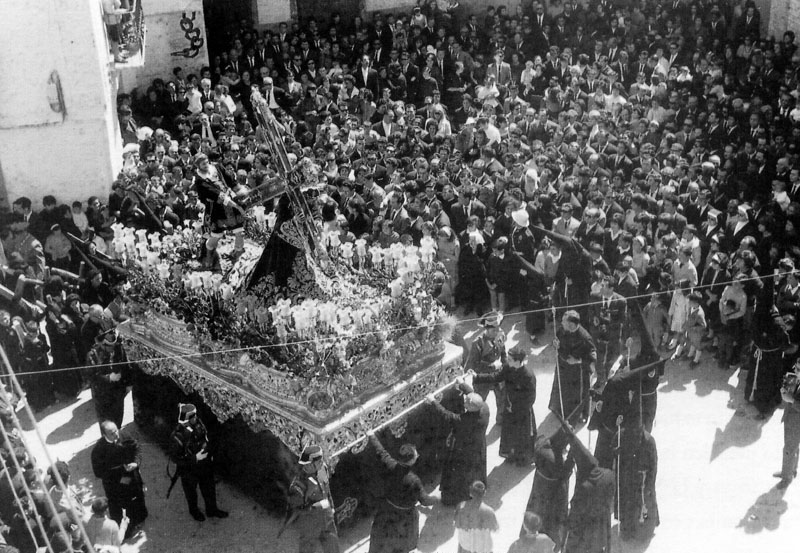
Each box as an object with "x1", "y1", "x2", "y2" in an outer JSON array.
[
  {"x1": 589, "y1": 276, "x2": 630, "y2": 383},
  {"x1": 466, "y1": 311, "x2": 507, "y2": 424},
  {"x1": 86, "y1": 329, "x2": 130, "y2": 429},
  {"x1": 169, "y1": 403, "x2": 229, "y2": 521},
  {"x1": 8, "y1": 213, "x2": 46, "y2": 281},
  {"x1": 426, "y1": 381, "x2": 490, "y2": 505},
  {"x1": 286, "y1": 444, "x2": 339, "y2": 553},
  {"x1": 511, "y1": 207, "x2": 546, "y2": 340},
  {"x1": 471, "y1": 345, "x2": 538, "y2": 465},
  {"x1": 366, "y1": 430, "x2": 433, "y2": 553}
]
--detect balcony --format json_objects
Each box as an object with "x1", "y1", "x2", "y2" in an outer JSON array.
[{"x1": 109, "y1": 0, "x2": 146, "y2": 68}]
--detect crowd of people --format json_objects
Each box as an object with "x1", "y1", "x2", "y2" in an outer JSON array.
[
  {"x1": 3, "y1": 0, "x2": 800, "y2": 551},
  {"x1": 1, "y1": 385, "x2": 101, "y2": 553}
]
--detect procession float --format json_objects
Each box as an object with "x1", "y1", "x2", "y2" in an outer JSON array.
[{"x1": 113, "y1": 91, "x2": 462, "y2": 520}]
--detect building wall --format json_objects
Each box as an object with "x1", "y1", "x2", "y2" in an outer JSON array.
[
  {"x1": 0, "y1": 0, "x2": 120, "y2": 208},
  {"x1": 768, "y1": 0, "x2": 800, "y2": 41},
  {"x1": 118, "y1": 0, "x2": 210, "y2": 93}
]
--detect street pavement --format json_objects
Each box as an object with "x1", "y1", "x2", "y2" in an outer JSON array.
[{"x1": 23, "y1": 310, "x2": 798, "y2": 553}]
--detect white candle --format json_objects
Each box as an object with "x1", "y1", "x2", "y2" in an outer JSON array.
[
  {"x1": 370, "y1": 247, "x2": 383, "y2": 265},
  {"x1": 390, "y1": 243, "x2": 405, "y2": 261},
  {"x1": 328, "y1": 231, "x2": 340, "y2": 249},
  {"x1": 189, "y1": 273, "x2": 203, "y2": 290},
  {"x1": 355, "y1": 238, "x2": 367, "y2": 258},
  {"x1": 146, "y1": 251, "x2": 160, "y2": 268},
  {"x1": 111, "y1": 223, "x2": 125, "y2": 240},
  {"x1": 220, "y1": 284, "x2": 234, "y2": 300},
  {"x1": 253, "y1": 206, "x2": 267, "y2": 225},
  {"x1": 341, "y1": 242, "x2": 354, "y2": 260},
  {"x1": 211, "y1": 274, "x2": 223, "y2": 292},
  {"x1": 157, "y1": 262, "x2": 171, "y2": 280}
]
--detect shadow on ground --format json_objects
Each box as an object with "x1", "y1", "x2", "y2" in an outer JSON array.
[
  {"x1": 736, "y1": 485, "x2": 789, "y2": 533},
  {"x1": 483, "y1": 462, "x2": 534, "y2": 511},
  {"x1": 46, "y1": 400, "x2": 97, "y2": 444}
]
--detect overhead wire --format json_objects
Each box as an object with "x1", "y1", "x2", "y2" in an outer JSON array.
[{"x1": 1, "y1": 266, "x2": 797, "y2": 378}]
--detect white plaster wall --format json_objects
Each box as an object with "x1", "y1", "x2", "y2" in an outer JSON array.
[
  {"x1": 768, "y1": 0, "x2": 800, "y2": 41},
  {"x1": 0, "y1": 0, "x2": 120, "y2": 207},
  {"x1": 118, "y1": 0, "x2": 210, "y2": 93}
]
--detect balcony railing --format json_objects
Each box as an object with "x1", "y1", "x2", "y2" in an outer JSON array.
[{"x1": 111, "y1": 0, "x2": 146, "y2": 66}]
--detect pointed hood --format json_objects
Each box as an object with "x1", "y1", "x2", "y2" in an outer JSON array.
[{"x1": 557, "y1": 415, "x2": 600, "y2": 480}]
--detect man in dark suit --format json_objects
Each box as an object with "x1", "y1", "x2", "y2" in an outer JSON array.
[
  {"x1": 267, "y1": 35, "x2": 283, "y2": 63},
  {"x1": 725, "y1": 113, "x2": 742, "y2": 147},
  {"x1": 662, "y1": 194, "x2": 687, "y2": 236},
  {"x1": 599, "y1": 191, "x2": 624, "y2": 224},
  {"x1": 399, "y1": 51, "x2": 420, "y2": 103},
  {"x1": 614, "y1": 263, "x2": 638, "y2": 299},
  {"x1": 572, "y1": 25, "x2": 590, "y2": 55},
  {"x1": 609, "y1": 143, "x2": 634, "y2": 181},
  {"x1": 736, "y1": 6, "x2": 760, "y2": 39},
  {"x1": 788, "y1": 167, "x2": 800, "y2": 204},
  {"x1": 725, "y1": 206, "x2": 755, "y2": 251},
  {"x1": 371, "y1": 39, "x2": 390, "y2": 68},
  {"x1": 449, "y1": 187, "x2": 486, "y2": 235},
  {"x1": 612, "y1": 52, "x2": 631, "y2": 86},
  {"x1": 708, "y1": 9, "x2": 727, "y2": 42},
  {"x1": 355, "y1": 54, "x2": 379, "y2": 98},
  {"x1": 373, "y1": 19, "x2": 394, "y2": 50},
  {"x1": 298, "y1": 39, "x2": 318, "y2": 66},
  {"x1": 531, "y1": 3, "x2": 549, "y2": 32},
  {"x1": 575, "y1": 208, "x2": 606, "y2": 251},
  {"x1": 384, "y1": 193, "x2": 411, "y2": 236},
  {"x1": 371, "y1": 109, "x2": 398, "y2": 138},
  {"x1": 683, "y1": 187, "x2": 712, "y2": 228},
  {"x1": 705, "y1": 111, "x2": 725, "y2": 154},
  {"x1": 241, "y1": 48, "x2": 260, "y2": 74}
]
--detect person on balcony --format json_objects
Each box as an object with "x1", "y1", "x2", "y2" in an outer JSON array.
[{"x1": 102, "y1": 0, "x2": 131, "y2": 63}]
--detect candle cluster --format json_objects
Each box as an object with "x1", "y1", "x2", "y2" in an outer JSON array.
[{"x1": 259, "y1": 296, "x2": 391, "y2": 344}]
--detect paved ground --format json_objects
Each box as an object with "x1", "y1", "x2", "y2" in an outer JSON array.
[{"x1": 22, "y1": 310, "x2": 798, "y2": 553}]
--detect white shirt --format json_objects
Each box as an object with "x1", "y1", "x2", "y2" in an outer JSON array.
[
  {"x1": 484, "y1": 123, "x2": 501, "y2": 146},
  {"x1": 185, "y1": 89, "x2": 203, "y2": 114}
]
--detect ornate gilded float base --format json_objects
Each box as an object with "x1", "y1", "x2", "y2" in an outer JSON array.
[{"x1": 121, "y1": 325, "x2": 462, "y2": 464}]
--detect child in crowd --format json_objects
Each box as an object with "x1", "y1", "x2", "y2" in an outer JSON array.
[
  {"x1": 643, "y1": 293, "x2": 669, "y2": 350},
  {"x1": 486, "y1": 236, "x2": 513, "y2": 314},
  {"x1": 667, "y1": 279, "x2": 691, "y2": 350},
  {"x1": 71, "y1": 201, "x2": 90, "y2": 236},
  {"x1": 717, "y1": 299, "x2": 740, "y2": 369},
  {"x1": 679, "y1": 291, "x2": 707, "y2": 368}
]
